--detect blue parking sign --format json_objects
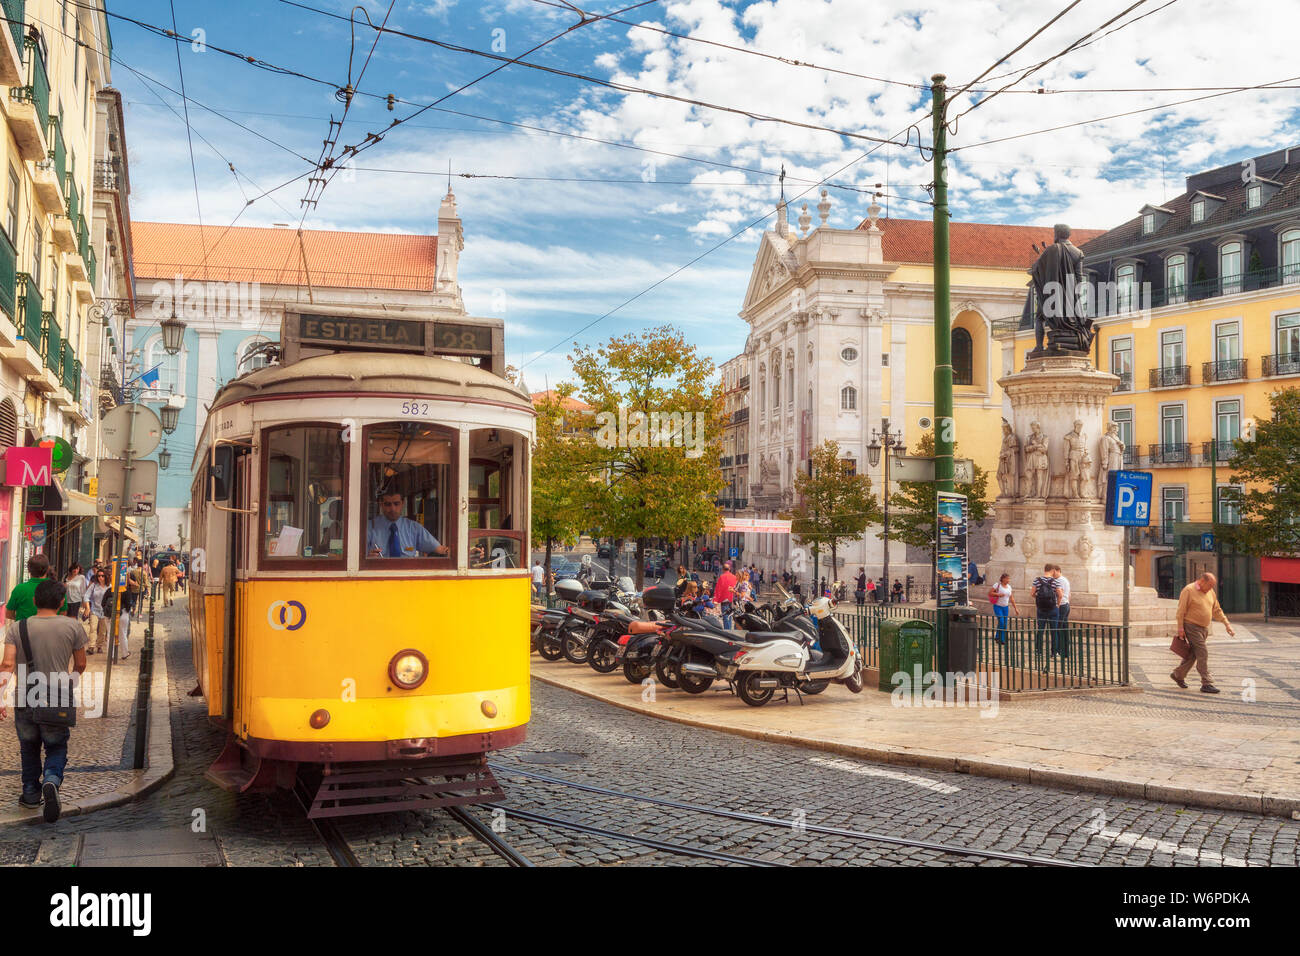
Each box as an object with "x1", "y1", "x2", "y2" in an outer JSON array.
[
  {"x1": 729, "y1": 547, "x2": 739, "y2": 560},
  {"x1": 1105, "y1": 470, "x2": 1153, "y2": 527}
]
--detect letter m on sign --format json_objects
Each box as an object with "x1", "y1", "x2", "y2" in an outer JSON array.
[{"x1": 5, "y1": 448, "x2": 52, "y2": 487}]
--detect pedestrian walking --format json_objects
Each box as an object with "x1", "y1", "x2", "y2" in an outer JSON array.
[
  {"x1": 5, "y1": 556, "x2": 65, "y2": 622},
  {"x1": 85, "y1": 570, "x2": 110, "y2": 655},
  {"x1": 1050, "y1": 565, "x2": 1072, "y2": 661},
  {"x1": 988, "y1": 573, "x2": 1019, "y2": 645},
  {"x1": 123, "y1": 558, "x2": 146, "y2": 616},
  {"x1": 855, "y1": 568, "x2": 867, "y2": 606},
  {"x1": 531, "y1": 559, "x2": 546, "y2": 603},
  {"x1": 62, "y1": 566, "x2": 86, "y2": 623},
  {"x1": 1030, "y1": 564, "x2": 1061, "y2": 669},
  {"x1": 714, "y1": 561, "x2": 738, "y2": 629},
  {"x1": 0, "y1": 579, "x2": 87, "y2": 822},
  {"x1": 161, "y1": 560, "x2": 181, "y2": 607},
  {"x1": 1171, "y1": 572, "x2": 1234, "y2": 694}
]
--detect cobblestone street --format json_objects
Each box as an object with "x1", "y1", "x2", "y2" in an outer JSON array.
[{"x1": 2, "y1": 595, "x2": 1298, "y2": 867}]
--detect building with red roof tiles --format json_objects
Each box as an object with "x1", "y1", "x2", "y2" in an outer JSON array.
[{"x1": 714, "y1": 190, "x2": 1104, "y2": 583}]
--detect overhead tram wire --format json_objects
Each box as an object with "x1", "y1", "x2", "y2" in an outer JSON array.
[
  {"x1": 951, "y1": 0, "x2": 1086, "y2": 101},
  {"x1": 278, "y1": 0, "x2": 908, "y2": 149},
  {"x1": 518, "y1": 111, "x2": 934, "y2": 372},
  {"x1": 950, "y1": 72, "x2": 1300, "y2": 154},
  {"x1": 168, "y1": 0, "x2": 210, "y2": 292},
  {"x1": 951, "y1": 0, "x2": 1151, "y2": 123}
]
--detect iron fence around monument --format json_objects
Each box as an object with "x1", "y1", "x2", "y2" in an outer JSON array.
[{"x1": 834, "y1": 605, "x2": 1128, "y2": 692}]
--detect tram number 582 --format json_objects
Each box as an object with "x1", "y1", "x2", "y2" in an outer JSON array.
[{"x1": 400, "y1": 401, "x2": 430, "y2": 416}]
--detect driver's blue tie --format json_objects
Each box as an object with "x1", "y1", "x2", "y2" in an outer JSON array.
[{"x1": 387, "y1": 523, "x2": 403, "y2": 558}]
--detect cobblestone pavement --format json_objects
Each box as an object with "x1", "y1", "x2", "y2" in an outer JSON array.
[{"x1": 5, "y1": 596, "x2": 1298, "y2": 866}]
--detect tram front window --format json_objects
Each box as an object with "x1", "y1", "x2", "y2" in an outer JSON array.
[
  {"x1": 468, "y1": 427, "x2": 525, "y2": 569},
  {"x1": 363, "y1": 422, "x2": 455, "y2": 565},
  {"x1": 262, "y1": 426, "x2": 347, "y2": 563}
]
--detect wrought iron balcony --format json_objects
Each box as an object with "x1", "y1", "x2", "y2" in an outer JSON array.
[
  {"x1": 734, "y1": 498, "x2": 747, "y2": 510},
  {"x1": 94, "y1": 159, "x2": 119, "y2": 191},
  {"x1": 1202, "y1": 440, "x2": 1237, "y2": 463},
  {"x1": 1262, "y1": 352, "x2": 1300, "y2": 377},
  {"x1": 1148, "y1": 442, "x2": 1191, "y2": 465},
  {"x1": 1144, "y1": 264, "x2": 1300, "y2": 308},
  {"x1": 1121, "y1": 446, "x2": 1138, "y2": 467},
  {"x1": 1149, "y1": 365, "x2": 1191, "y2": 389},
  {"x1": 738, "y1": 375, "x2": 749, "y2": 390},
  {"x1": 1111, "y1": 370, "x2": 1133, "y2": 392},
  {"x1": 736, "y1": 453, "x2": 748, "y2": 466},
  {"x1": 1202, "y1": 358, "x2": 1247, "y2": 383},
  {"x1": 719, "y1": 456, "x2": 734, "y2": 468},
  {"x1": 731, "y1": 407, "x2": 749, "y2": 424}
]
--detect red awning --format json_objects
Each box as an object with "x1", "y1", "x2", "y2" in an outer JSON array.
[{"x1": 1260, "y1": 557, "x2": 1300, "y2": 584}]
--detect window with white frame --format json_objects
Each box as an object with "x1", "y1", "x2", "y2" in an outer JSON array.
[
  {"x1": 1191, "y1": 200, "x2": 1205, "y2": 223},
  {"x1": 840, "y1": 385, "x2": 857, "y2": 411},
  {"x1": 1161, "y1": 486, "x2": 1185, "y2": 539},
  {"x1": 1282, "y1": 229, "x2": 1300, "y2": 284},
  {"x1": 1116, "y1": 264, "x2": 1136, "y2": 312},
  {"x1": 1160, "y1": 404, "x2": 1185, "y2": 449},
  {"x1": 1248, "y1": 185, "x2": 1262, "y2": 209},
  {"x1": 1142, "y1": 213, "x2": 1155, "y2": 234},
  {"x1": 238, "y1": 337, "x2": 273, "y2": 374},
  {"x1": 1111, "y1": 407, "x2": 1133, "y2": 462},
  {"x1": 146, "y1": 335, "x2": 183, "y2": 395},
  {"x1": 1217, "y1": 485, "x2": 1243, "y2": 524},
  {"x1": 1220, "y1": 241, "x2": 1243, "y2": 294},
  {"x1": 1276, "y1": 313, "x2": 1300, "y2": 361},
  {"x1": 1214, "y1": 322, "x2": 1240, "y2": 365},
  {"x1": 1165, "y1": 254, "x2": 1186, "y2": 304}
]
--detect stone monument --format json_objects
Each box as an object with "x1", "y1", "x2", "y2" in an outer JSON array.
[{"x1": 989, "y1": 224, "x2": 1178, "y2": 639}]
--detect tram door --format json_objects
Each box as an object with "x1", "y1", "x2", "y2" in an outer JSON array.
[{"x1": 232, "y1": 448, "x2": 254, "y2": 734}]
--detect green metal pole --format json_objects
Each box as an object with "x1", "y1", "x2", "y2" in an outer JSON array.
[{"x1": 931, "y1": 73, "x2": 954, "y2": 496}]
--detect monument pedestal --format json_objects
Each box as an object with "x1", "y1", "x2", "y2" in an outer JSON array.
[{"x1": 990, "y1": 355, "x2": 1178, "y2": 640}]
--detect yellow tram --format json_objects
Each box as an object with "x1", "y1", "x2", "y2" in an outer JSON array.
[{"x1": 187, "y1": 308, "x2": 533, "y2": 817}]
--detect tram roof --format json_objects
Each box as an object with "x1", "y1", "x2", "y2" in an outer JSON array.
[{"x1": 210, "y1": 352, "x2": 533, "y2": 412}]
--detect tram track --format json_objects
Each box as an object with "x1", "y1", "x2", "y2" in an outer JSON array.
[
  {"x1": 292, "y1": 779, "x2": 361, "y2": 868},
  {"x1": 490, "y1": 761, "x2": 1085, "y2": 867}
]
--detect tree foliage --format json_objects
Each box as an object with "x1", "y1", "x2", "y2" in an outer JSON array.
[
  {"x1": 566, "y1": 326, "x2": 727, "y2": 587},
  {"x1": 1221, "y1": 387, "x2": 1300, "y2": 556},
  {"x1": 530, "y1": 386, "x2": 588, "y2": 586},
  {"x1": 881, "y1": 431, "x2": 992, "y2": 560},
  {"x1": 791, "y1": 440, "x2": 881, "y2": 580}
]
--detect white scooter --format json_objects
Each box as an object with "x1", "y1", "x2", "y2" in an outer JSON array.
[{"x1": 730, "y1": 593, "x2": 864, "y2": 706}]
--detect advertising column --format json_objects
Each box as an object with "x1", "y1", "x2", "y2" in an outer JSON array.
[{"x1": 936, "y1": 490, "x2": 969, "y2": 608}]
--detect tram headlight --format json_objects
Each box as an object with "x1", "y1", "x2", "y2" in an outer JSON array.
[{"x1": 389, "y1": 650, "x2": 428, "y2": 690}]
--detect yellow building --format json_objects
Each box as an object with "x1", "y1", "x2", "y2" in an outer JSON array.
[
  {"x1": 728, "y1": 193, "x2": 1103, "y2": 582},
  {"x1": 0, "y1": 2, "x2": 113, "y2": 592},
  {"x1": 997, "y1": 146, "x2": 1300, "y2": 613}
]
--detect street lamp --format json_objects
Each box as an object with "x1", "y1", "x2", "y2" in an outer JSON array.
[
  {"x1": 158, "y1": 444, "x2": 171, "y2": 470},
  {"x1": 159, "y1": 404, "x2": 180, "y2": 434},
  {"x1": 160, "y1": 311, "x2": 187, "y2": 355},
  {"x1": 867, "y1": 417, "x2": 905, "y2": 601}
]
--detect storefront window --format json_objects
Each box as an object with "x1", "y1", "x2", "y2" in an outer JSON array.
[
  {"x1": 262, "y1": 426, "x2": 347, "y2": 563},
  {"x1": 362, "y1": 422, "x2": 454, "y2": 565}
]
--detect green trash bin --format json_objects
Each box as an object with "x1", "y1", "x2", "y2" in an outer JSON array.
[{"x1": 877, "y1": 618, "x2": 935, "y2": 692}]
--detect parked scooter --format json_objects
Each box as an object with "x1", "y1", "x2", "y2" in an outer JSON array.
[{"x1": 729, "y1": 593, "x2": 864, "y2": 706}]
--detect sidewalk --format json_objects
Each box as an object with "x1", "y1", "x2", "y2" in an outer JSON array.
[
  {"x1": 532, "y1": 618, "x2": 1300, "y2": 817},
  {"x1": 0, "y1": 606, "x2": 174, "y2": 826}
]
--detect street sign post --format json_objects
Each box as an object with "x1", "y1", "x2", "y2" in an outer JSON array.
[
  {"x1": 1104, "y1": 469, "x2": 1153, "y2": 660},
  {"x1": 893, "y1": 456, "x2": 974, "y2": 483}
]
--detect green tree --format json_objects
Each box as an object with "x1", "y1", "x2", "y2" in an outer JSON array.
[
  {"x1": 791, "y1": 440, "x2": 882, "y2": 583},
  {"x1": 1220, "y1": 388, "x2": 1300, "y2": 556},
  {"x1": 568, "y1": 327, "x2": 726, "y2": 588},
  {"x1": 881, "y1": 431, "x2": 991, "y2": 560},
  {"x1": 530, "y1": 387, "x2": 587, "y2": 593}
]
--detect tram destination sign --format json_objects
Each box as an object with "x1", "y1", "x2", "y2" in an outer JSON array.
[{"x1": 298, "y1": 314, "x2": 426, "y2": 353}]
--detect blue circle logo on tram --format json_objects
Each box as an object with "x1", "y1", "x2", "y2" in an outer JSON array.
[{"x1": 268, "y1": 600, "x2": 307, "y2": 631}]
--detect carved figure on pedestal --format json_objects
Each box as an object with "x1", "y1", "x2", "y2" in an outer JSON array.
[
  {"x1": 1078, "y1": 447, "x2": 1096, "y2": 501},
  {"x1": 997, "y1": 420, "x2": 1020, "y2": 498},
  {"x1": 1096, "y1": 422, "x2": 1125, "y2": 496},
  {"x1": 1023, "y1": 422, "x2": 1050, "y2": 499},
  {"x1": 1063, "y1": 420, "x2": 1087, "y2": 499}
]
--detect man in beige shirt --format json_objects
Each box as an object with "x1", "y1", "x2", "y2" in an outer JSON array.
[{"x1": 1172, "y1": 572, "x2": 1234, "y2": 694}]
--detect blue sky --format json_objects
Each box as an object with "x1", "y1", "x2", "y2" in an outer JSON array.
[{"x1": 108, "y1": 0, "x2": 1300, "y2": 387}]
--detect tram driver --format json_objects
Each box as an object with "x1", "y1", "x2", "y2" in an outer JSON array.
[{"x1": 367, "y1": 491, "x2": 450, "y2": 558}]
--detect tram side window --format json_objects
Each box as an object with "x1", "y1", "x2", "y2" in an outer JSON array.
[
  {"x1": 363, "y1": 422, "x2": 455, "y2": 564},
  {"x1": 262, "y1": 426, "x2": 347, "y2": 562},
  {"x1": 467, "y1": 427, "x2": 526, "y2": 570}
]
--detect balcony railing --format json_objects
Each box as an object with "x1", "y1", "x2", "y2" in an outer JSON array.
[
  {"x1": 736, "y1": 453, "x2": 748, "y2": 466},
  {"x1": 1202, "y1": 358, "x2": 1247, "y2": 383},
  {"x1": 41, "y1": 313, "x2": 60, "y2": 375},
  {"x1": 1262, "y1": 352, "x2": 1300, "y2": 377},
  {"x1": 2, "y1": 1, "x2": 23, "y2": 54},
  {"x1": 60, "y1": 341, "x2": 77, "y2": 393},
  {"x1": 1145, "y1": 264, "x2": 1300, "y2": 309},
  {"x1": 46, "y1": 113, "x2": 66, "y2": 186},
  {"x1": 76, "y1": 214, "x2": 89, "y2": 265},
  {"x1": 731, "y1": 407, "x2": 749, "y2": 424},
  {"x1": 1149, "y1": 365, "x2": 1191, "y2": 389},
  {"x1": 16, "y1": 273, "x2": 40, "y2": 345},
  {"x1": 1121, "y1": 446, "x2": 1138, "y2": 467},
  {"x1": 0, "y1": 228, "x2": 15, "y2": 322},
  {"x1": 734, "y1": 498, "x2": 747, "y2": 510},
  {"x1": 719, "y1": 456, "x2": 734, "y2": 468},
  {"x1": 67, "y1": 180, "x2": 79, "y2": 224},
  {"x1": 86, "y1": 244, "x2": 97, "y2": 289},
  {"x1": 738, "y1": 375, "x2": 749, "y2": 390},
  {"x1": 1111, "y1": 370, "x2": 1133, "y2": 391},
  {"x1": 1153, "y1": 524, "x2": 1177, "y2": 546},
  {"x1": 1202, "y1": 440, "x2": 1237, "y2": 463},
  {"x1": 1148, "y1": 442, "x2": 1191, "y2": 465},
  {"x1": 10, "y1": 35, "x2": 50, "y2": 133},
  {"x1": 94, "y1": 159, "x2": 119, "y2": 191}
]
